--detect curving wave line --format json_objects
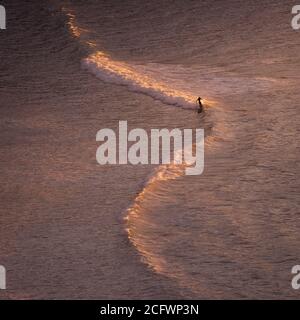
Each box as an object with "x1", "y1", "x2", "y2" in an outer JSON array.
[
  {"x1": 124, "y1": 163, "x2": 185, "y2": 270},
  {"x1": 82, "y1": 52, "x2": 201, "y2": 109},
  {"x1": 123, "y1": 160, "x2": 221, "y2": 297},
  {"x1": 63, "y1": 7, "x2": 215, "y2": 294},
  {"x1": 62, "y1": 6, "x2": 213, "y2": 109},
  {"x1": 124, "y1": 148, "x2": 198, "y2": 273}
]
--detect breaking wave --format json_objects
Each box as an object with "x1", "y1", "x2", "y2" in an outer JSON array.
[{"x1": 82, "y1": 52, "x2": 199, "y2": 109}]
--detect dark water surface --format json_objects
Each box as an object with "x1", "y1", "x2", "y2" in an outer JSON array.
[{"x1": 0, "y1": 0, "x2": 299, "y2": 299}]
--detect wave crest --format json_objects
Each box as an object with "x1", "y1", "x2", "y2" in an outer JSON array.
[{"x1": 82, "y1": 52, "x2": 197, "y2": 109}]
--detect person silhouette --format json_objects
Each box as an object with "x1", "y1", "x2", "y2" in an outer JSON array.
[{"x1": 196, "y1": 97, "x2": 203, "y2": 113}]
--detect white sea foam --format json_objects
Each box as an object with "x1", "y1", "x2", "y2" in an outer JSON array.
[{"x1": 82, "y1": 52, "x2": 198, "y2": 109}]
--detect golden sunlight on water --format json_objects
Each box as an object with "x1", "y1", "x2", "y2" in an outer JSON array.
[
  {"x1": 124, "y1": 163, "x2": 186, "y2": 274},
  {"x1": 63, "y1": 7, "x2": 216, "y2": 109},
  {"x1": 63, "y1": 6, "x2": 223, "y2": 295},
  {"x1": 62, "y1": 9, "x2": 84, "y2": 38},
  {"x1": 124, "y1": 161, "x2": 222, "y2": 298},
  {"x1": 124, "y1": 143, "x2": 206, "y2": 276},
  {"x1": 84, "y1": 52, "x2": 209, "y2": 108}
]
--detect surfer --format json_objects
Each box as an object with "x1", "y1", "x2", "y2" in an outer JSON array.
[{"x1": 196, "y1": 97, "x2": 203, "y2": 113}]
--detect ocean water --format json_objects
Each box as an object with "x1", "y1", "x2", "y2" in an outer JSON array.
[{"x1": 0, "y1": 0, "x2": 299, "y2": 299}]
